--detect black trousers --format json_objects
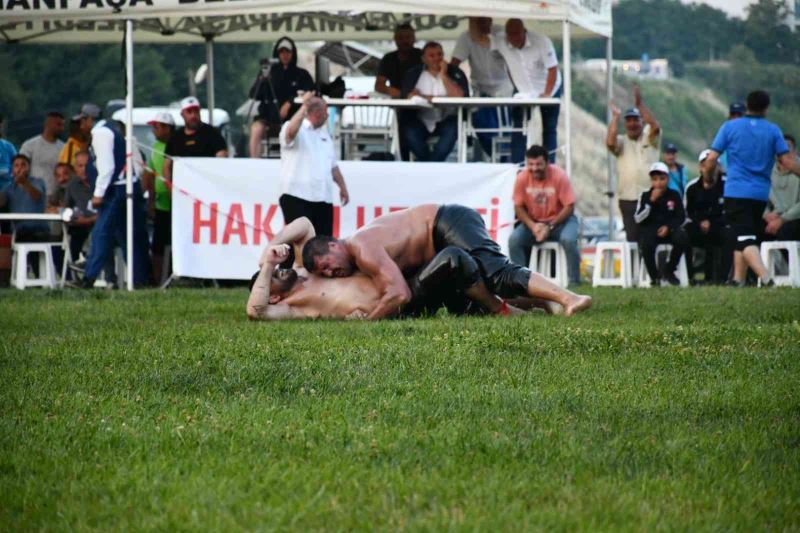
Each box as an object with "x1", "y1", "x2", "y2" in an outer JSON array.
[
  {"x1": 402, "y1": 246, "x2": 483, "y2": 317},
  {"x1": 638, "y1": 225, "x2": 689, "y2": 282},
  {"x1": 433, "y1": 205, "x2": 531, "y2": 298},
  {"x1": 619, "y1": 200, "x2": 639, "y2": 242},
  {"x1": 279, "y1": 194, "x2": 333, "y2": 237},
  {"x1": 685, "y1": 220, "x2": 731, "y2": 283}
]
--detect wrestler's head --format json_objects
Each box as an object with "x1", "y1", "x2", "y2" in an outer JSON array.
[
  {"x1": 302, "y1": 235, "x2": 354, "y2": 278},
  {"x1": 248, "y1": 267, "x2": 299, "y2": 303}
]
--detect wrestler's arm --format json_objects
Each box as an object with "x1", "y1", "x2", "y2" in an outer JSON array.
[
  {"x1": 247, "y1": 246, "x2": 303, "y2": 320},
  {"x1": 352, "y1": 243, "x2": 412, "y2": 320},
  {"x1": 266, "y1": 217, "x2": 316, "y2": 269}
]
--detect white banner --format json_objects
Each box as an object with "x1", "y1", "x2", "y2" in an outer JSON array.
[{"x1": 172, "y1": 158, "x2": 518, "y2": 279}]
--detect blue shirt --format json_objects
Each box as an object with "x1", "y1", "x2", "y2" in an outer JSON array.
[
  {"x1": 0, "y1": 176, "x2": 47, "y2": 234},
  {"x1": 0, "y1": 138, "x2": 17, "y2": 190},
  {"x1": 711, "y1": 116, "x2": 789, "y2": 201},
  {"x1": 667, "y1": 164, "x2": 688, "y2": 199}
]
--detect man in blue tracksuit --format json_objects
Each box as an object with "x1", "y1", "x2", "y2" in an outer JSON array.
[{"x1": 81, "y1": 104, "x2": 150, "y2": 287}]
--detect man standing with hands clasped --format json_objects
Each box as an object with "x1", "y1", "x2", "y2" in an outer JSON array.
[{"x1": 279, "y1": 92, "x2": 349, "y2": 237}]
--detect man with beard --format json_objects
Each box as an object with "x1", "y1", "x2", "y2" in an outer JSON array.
[
  {"x1": 246, "y1": 218, "x2": 562, "y2": 321},
  {"x1": 163, "y1": 96, "x2": 227, "y2": 184},
  {"x1": 300, "y1": 204, "x2": 592, "y2": 320}
]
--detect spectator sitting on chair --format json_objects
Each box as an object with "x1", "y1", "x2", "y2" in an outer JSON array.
[
  {"x1": 508, "y1": 144, "x2": 581, "y2": 286},
  {"x1": 491, "y1": 18, "x2": 562, "y2": 164},
  {"x1": 684, "y1": 149, "x2": 730, "y2": 284},
  {"x1": 662, "y1": 143, "x2": 688, "y2": 199},
  {"x1": 375, "y1": 23, "x2": 423, "y2": 162},
  {"x1": 47, "y1": 162, "x2": 73, "y2": 210},
  {"x1": 0, "y1": 154, "x2": 48, "y2": 242},
  {"x1": 248, "y1": 37, "x2": 314, "y2": 158},
  {"x1": 59, "y1": 105, "x2": 97, "y2": 168},
  {"x1": 0, "y1": 114, "x2": 18, "y2": 191},
  {"x1": 606, "y1": 86, "x2": 662, "y2": 243},
  {"x1": 764, "y1": 134, "x2": 800, "y2": 241},
  {"x1": 634, "y1": 162, "x2": 689, "y2": 286},
  {"x1": 63, "y1": 151, "x2": 98, "y2": 266},
  {"x1": 20, "y1": 111, "x2": 65, "y2": 198},
  {"x1": 400, "y1": 41, "x2": 468, "y2": 162},
  {"x1": 450, "y1": 17, "x2": 514, "y2": 160}
]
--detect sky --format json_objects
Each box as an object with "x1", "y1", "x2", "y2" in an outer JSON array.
[{"x1": 678, "y1": 0, "x2": 757, "y2": 18}]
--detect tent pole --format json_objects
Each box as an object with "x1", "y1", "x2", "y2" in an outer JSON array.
[
  {"x1": 562, "y1": 19, "x2": 572, "y2": 179},
  {"x1": 125, "y1": 19, "x2": 134, "y2": 292},
  {"x1": 606, "y1": 36, "x2": 615, "y2": 240},
  {"x1": 205, "y1": 35, "x2": 215, "y2": 129}
]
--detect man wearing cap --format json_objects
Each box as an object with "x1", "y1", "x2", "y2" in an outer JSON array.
[
  {"x1": 684, "y1": 149, "x2": 729, "y2": 283},
  {"x1": 662, "y1": 143, "x2": 688, "y2": 199},
  {"x1": 606, "y1": 86, "x2": 662, "y2": 242},
  {"x1": 717, "y1": 102, "x2": 745, "y2": 171},
  {"x1": 142, "y1": 111, "x2": 175, "y2": 284},
  {"x1": 60, "y1": 103, "x2": 100, "y2": 169},
  {"x1": 163, "y1": 97, "x2": 227, "y2": 185},
  {"x1": 249, "y1": 36, "x2": 314, "y2": 158},
  {"x1": 19, "y1": 111, "x2": 65, "y2": 198},
  {"x1": 704, "y1": 90, "x2": 800, "y2": 286},
  {"x1": 492, "y1": 18, "x2": 563, "y2": 164},
  {"x1": 81, "y1": 104, "x2": 150, "y2": 288},
  {"x1": 279, "y1": 92, "x2": 349, "y2": 237},
  {"x1": 634, "y1": 161, "x2": 689, "y2": 286}
]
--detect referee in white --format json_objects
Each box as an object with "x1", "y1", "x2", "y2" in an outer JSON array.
[{"x1": 278, "y1": 92, "x2": 349, "y2": 237}]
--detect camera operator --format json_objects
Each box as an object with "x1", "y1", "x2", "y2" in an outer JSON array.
[{"x1": 248, "y1": 36, "x2": 315, "y2": 158}]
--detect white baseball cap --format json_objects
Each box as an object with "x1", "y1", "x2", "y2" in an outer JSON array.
[
  {"x1": 698, "y1": 149, "x2": 712, "y2": 162},
  {"x1": 275, "y1": 38, "x2": 293, "y2": 51},
  {"x1": 180, "y1": 96, "x2": 201, "y2": 112},
  {"x1": 147, "y1": 111, "x2": 175, "y2": 126},
  {"x1": 649, "y1": 161, "x2": 669, "y2": 175}
]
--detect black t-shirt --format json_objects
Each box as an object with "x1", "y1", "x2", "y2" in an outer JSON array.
[
  {"x1": 378, "y1": 48, "x2": 423, "y2": 89},
  {"x1": 686, "y1": 175, "x2": 725, "y2": 223},
  {"x1": 165, "y1": 123, "x2": 227, "y2": 158}
]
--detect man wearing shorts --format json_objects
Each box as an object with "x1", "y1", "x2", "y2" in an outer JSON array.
[
  {"x1": 705, "y1": 90, "x2": 800, "y2": 286},
  {"x1": 299, "y1": 204, "x2": 591, "y2": 319},
  {"x1": 246, "y1": 218, "x2": 545, "y2": 320}
]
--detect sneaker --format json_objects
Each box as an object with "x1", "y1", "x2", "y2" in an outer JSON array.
[{"x1": 760, "y1": 278, "x2": 775, "y2": 288}]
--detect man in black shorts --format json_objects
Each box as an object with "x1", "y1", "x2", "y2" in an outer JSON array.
[
  {"x1": 299, "y1": 203, "x2": 591, "y2": 319},
  {"x1": 705, "y1": 90, "x2": 800, "y2": 286}
]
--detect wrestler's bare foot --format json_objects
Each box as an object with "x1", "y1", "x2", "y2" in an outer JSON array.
[{"x1": 564, "y1": 294, "x2": 592, "y2": 317}]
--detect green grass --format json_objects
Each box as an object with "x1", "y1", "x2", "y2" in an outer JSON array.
[{"x1": 1, "y1": 287, "x2": 799, "y2": 531}]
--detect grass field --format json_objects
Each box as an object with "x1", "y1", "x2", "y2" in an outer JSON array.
[{"x1": 1, "y1": 287, "x2": 799, "y2": 531}]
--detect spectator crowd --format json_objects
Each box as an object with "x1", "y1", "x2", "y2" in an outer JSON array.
[{"x1": 1, "y1": 18, "x2": 799, "y2": 289}]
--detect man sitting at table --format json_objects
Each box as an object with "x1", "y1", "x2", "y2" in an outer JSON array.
[
  {"x1": 375, "y1": 23, "x2": 423, "y2": 161},
  {"x1": 400, "y1": 41, "x2": 469, "y2": 162}
]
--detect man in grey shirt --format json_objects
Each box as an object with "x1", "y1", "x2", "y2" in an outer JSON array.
[{"x1": 19, "y1": 111, "x2": 65, "y2": 196}]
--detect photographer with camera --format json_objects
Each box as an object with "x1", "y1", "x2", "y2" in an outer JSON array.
[{"x1": 248, "y1": 37, "x2": 314, "y2": 158}]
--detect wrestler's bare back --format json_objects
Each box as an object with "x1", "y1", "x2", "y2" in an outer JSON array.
[
  {"x1": 346, "y1": 204, "x2": 439, "y2": 273},
  {"x1": 282, "y1": 268, "x2": 381, "y2": 318}
]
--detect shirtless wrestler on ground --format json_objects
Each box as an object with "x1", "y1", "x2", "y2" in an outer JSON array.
[{"x1": 246, "y1": 217, "x2": 533, "y2": 321}]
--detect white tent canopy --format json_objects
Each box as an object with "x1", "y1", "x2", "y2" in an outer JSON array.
[
  {"x1": 1, "y1": 2, "x2": 611, "y2": 43},
  {"x1": 1, "y1": 0, "x2": 613, "y2": 291}
]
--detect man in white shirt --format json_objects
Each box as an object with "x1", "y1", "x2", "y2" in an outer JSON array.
[
  {"x1": 451, "y1": 17, "x2": 514, "y2": 159},
  {"x1": 279, "y1": 93, "x2": 349, "y2": 238},
  {"x1": 400, "y1": 41, "x2": 469, "y2": 161},
  {"x1": 492, "y1": 18, "x2": 563, "y2": 163},
  {"x1": 19, "y1": 111, "x2": 65, "y2": 196},
  {"x1": 81, "y1": 103, "x2": 150, "y2": 288}
]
